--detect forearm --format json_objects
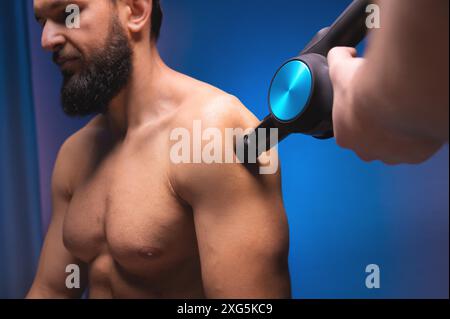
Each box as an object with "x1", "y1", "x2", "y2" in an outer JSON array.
[{"x1": 352, "y1": 0, "x2": 448, "y2": 142}]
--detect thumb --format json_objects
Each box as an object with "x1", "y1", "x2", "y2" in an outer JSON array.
[
  {"x1": 327, "y1": 47, "x2": 358, "y2": 82},
  {"x1": 327, "y1": 47, "x2": 357, "y2": 67}
]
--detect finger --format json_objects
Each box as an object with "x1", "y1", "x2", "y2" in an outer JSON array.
[
  {"x1": 354, "y1": 149, "x2": 376, "y2": 163},
  {"x1": 327, "y1": 47, "x2": 357, "y2": 67}
]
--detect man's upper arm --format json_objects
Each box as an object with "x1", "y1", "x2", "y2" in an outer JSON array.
[
  {"x1": 171, "y1": 96, "x2": 291, "y2": 298},
  {"x1": 27, "y1": 137, "x2": 87, "y2": 299}
]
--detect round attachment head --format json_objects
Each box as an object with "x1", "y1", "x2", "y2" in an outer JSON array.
[{"x1": 269, "y1": 60, "x2": 313, "y2": 122}]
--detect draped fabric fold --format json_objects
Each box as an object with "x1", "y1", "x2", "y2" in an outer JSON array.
[{"x1": 0, "y1": 0, "x2": 43, "y2": 298}]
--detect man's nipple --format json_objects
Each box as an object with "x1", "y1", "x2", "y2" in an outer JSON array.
[{"x1": 138, "y1": 246, "x2": 163, "y2": 259}]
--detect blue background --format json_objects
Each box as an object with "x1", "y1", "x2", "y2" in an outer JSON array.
[{"x1": 1, "y1": 0, "x2": 447, "y2": 298}]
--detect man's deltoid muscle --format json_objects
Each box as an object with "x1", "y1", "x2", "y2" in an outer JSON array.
[{"x1": 28, "y1": 0, "x2": 291, "y2": 298}]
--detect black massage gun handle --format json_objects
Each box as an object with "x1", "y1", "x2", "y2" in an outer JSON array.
[
  {"x1": 241, "y1": 0, "x2": 371, "y2": 161},
  {"x1": 302, "y1": 0, "x2": 370, "y2": 57},
  {"x1": 285, "y1": 0, "x2": 371, "y2": 140}
]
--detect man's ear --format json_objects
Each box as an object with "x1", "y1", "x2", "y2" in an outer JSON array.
[{"x1": 122, "y1": 0, "x2": 152, "y2": 35}]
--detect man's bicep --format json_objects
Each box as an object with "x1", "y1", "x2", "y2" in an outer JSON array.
[
  {"x1": 189, "y1": 162, "x2": 291, "y2": 298},
  {"x1": 28, "y1": 210, "x2": 87, "y2": 298},
  {"x1": 27, "y1": 143, "x2": 87, "y2": 299}
]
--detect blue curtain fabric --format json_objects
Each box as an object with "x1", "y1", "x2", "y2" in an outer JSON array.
[{"x1": 0, "y1": 0, "x2": 42, "y2": 298}]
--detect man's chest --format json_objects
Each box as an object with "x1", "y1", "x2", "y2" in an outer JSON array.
[{"x1": 62, "y1": 145, "x2": 197, "y2": 273}]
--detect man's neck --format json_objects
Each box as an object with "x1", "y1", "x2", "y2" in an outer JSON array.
[{"x1": 105, "y1": 43, "x2": 174, "y2": 138}]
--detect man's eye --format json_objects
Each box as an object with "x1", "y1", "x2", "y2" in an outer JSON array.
[
  {"x1": 58, "y1": 11, "x2": 70, "y2": 24},
  {"x1": 61, "y1": 8, "x2": 82, "y2": 25},
  {"x1": 52, "y1": 10, "x2": 73, "y2": 25},
  {"x1": 64, "y1": 10, "x2": 73, "y2": 19}
]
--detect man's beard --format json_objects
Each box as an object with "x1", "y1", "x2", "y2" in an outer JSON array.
[{"x1": 60, "y1": 17, "x2": 132, "y2": 117}]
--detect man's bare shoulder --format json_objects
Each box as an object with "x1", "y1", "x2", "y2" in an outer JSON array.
[
  {"x1": 167, "y1": 74, "x2": 281, "y2": 202},
  {"x1": 170, "y1": 74, "x2": 260, "y2": 131},
  {"x1": 52, "y1": 115, "x2": 110, "y2": 195},
  {"x1": 61, "y1": 116, "x2": 109, "y2": 152}
]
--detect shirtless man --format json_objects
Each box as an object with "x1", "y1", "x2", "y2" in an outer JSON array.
[{"x1": 27, "y1": 0, "x2": 291, "y2": 298}]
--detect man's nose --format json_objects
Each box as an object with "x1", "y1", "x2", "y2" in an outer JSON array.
[{"x1": 41, "y1": 21, "x2": 65, "y2": 52}]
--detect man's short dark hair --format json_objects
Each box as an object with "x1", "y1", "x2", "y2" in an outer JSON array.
[{"x1": 151, "y1": 0, "x2": 163, "y2": 41}]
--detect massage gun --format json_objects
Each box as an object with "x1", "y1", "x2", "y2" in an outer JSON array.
[{"x1": 242, "y1": 0, "x2": 371, "y2": 161}]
